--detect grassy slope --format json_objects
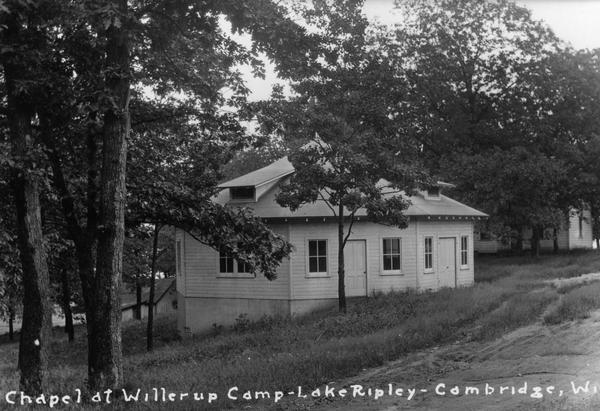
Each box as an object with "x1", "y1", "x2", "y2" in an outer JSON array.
[{"x1": 2, "y1": 251, "x2": 600, "y2": 410}]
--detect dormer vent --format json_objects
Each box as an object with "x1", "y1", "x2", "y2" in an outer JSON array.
[
  {"x1": 424, "y1": 181, "x2": 454, "y2": 200},
  {"x1": 230, "y1": 186, "x2": 255, "y2": 201},
  {"x1": 427, "y1": 187, "x2": 440, "y2": 198}
]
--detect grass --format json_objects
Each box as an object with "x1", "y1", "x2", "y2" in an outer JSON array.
[
  {"x1": 544, "y1": 281, "x2": 600, "y2": 324},
  {"x1": 3, "y1": 250, "x2": 600, "y2": 410}
]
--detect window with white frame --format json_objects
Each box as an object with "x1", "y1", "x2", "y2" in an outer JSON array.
[
  {"x1": 382, "y1": 238, "x2": 401, "y2": 273},
  {"x1": 237, "y1": 259, "x2": 252, "y2": 273},
  {"x1": 176, "y1": 240, "x2": 182, "y2": 276},
  {"x1": 219, "y1": 249, "x2": 234, "y2": 273},
  {"x1": 308, "y1": 240, "x2": 328, "y2": 275},
  {"x1": 424, "y1": 237, "x2": 433, "y2": 271},
  {"x1": 460, "y1": 236, "x2": 468, "y2": 267},
  {"x1": 218, "y1": 249, "x2": 253, "y2": 277}
]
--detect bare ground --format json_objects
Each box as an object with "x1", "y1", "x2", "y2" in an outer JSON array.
[{"x1": 277, "y1": 311, "x2": 600, "y2": 411}]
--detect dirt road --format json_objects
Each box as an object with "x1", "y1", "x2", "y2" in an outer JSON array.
[{"x1": 279, "y1": 311, "x2": 600, "y2": 410}]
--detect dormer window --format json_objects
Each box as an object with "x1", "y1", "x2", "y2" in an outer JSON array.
[
  {"x1": 428, "y1": 187, "x2": 440, "y2": 197},
  {"x1": 425, "y1": 186, "x2": 441, "y2": 200},
  {"x1": 230, "y1": 186, "x2": 255, "y2": 201},
  {"x1": 423, "y1": 181, "x2": 453, "y2": 200}
]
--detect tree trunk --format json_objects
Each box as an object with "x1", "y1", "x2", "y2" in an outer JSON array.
[
  {"x1": 596, "y1": 238, "x2": 599, "y2": 250},
  {"x1": 553, "y1": 228, "x2": 559, "y2": 254},
  {"x1": 3, "y1": 21, "x2": 52, "y2": 393},
  {"x1": 61, "y1": 268, "x2": 74, "y2": 342},
  {"x1": 87, "y1": 0, "x2": 130, "y2": 390},
  {"x1": 514, "y1": 229, "x2": 523, "y2": 254},
  {"x1": 337, "y1": 204, "x2": 346, "y2": 313},
  {"x1": 147, "y1": 224, "x2": 161, "y2": 352},
  {"x1": 10, "y1": 104, "x2": 52, "y2": 395},
  {"x1": 8, "y1": 307, "x2": 15, "y2": 342},
  {"x1": 134, "y1": 280, "x2": 142, "y2": 320}
]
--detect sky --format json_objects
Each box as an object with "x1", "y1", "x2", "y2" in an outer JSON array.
[
  {"x1": 364, "y1": 0, "x2": 600, "y2": 50},
  {"x1": 244, "y1": 0, "x2": 600, "y2": 101}
]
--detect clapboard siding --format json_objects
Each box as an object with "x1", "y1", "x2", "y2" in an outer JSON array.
[
  {"x1": 175, "y1": 228, "x2": 186, "y2": 295},
  {"x1": 179, "y1": 219, "x2": 475, "y2": 306},
  {"x1": 288, "y1": 220, "x2": 475, "y2": 300},
  {"x1": 474, "y1": 209, "x2": 592, "y2": 253},
  {"x1": 182, "y1": 224, "x2": 291, "y2": 299},
  {"x1": 569, "y1": 209, "x2": 593, "y2": 249},
  {"x1": 289, "y1": 221, "x2": 418, "y2": 299},
  {"x1": 539, "y1": 226, "x2": 569, "y2": 250},
  {"x1": 474, "y1": 239, "x2": 500, "y2": 254},
  {"x1": 417, "y1": 221, "x2": 474, "y2": 290}
]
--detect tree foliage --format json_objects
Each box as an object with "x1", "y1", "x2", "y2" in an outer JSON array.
[
  {"x1": 250, "y1": 0, "x2": 430, "y2": 310},
  {"x1": 390, "y1": 0, "x2": 600, "y2": 250},
  {"x1": 1, "y1": 0, "x2": 313, "y2": 391}
]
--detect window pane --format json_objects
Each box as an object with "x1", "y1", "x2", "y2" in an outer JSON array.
[
  {"x1": 309, "y1": 257, "x2": 318, "y2": 273},
  {"x1": 461, "y1": 252, "x2": 467, "y2": 265},
  {"x1": 383, "y1": 239, "x2": 391, "y2": 255},
  {"x1": 392, "y1": 238, "x2": 400, "y2": 254},
  {"x1": 309, "y1": 240, "x2": 317, "y2": 257},
  {"x1": 238, "y1": 260, "x2": 251, "y2": 273},
  {"x1": 383, "y1": 255, "x2": 391, "y2": 270},
  {"x1": 318, "y1": 240, "x2": 327, "y2": 256},
  {"x1": 392, "y1": 255, "x2": 401, "y2": 270},
  {"x1": 425, "y1": 253, "x2": 432, "y2": 269},
  {"x1": 318, "y1": 257, "x2": 327, "y2": 272},
  {"x1": 220, "y1": 257, "x2": 233, "y2": 273}
]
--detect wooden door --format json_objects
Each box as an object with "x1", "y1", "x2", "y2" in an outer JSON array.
[
  {"x1": 344, "y1": 240, "x2": 367, "y2": 297},
  {"x1": 438, "y1": 237, "x2": 456, "y2": 288}
]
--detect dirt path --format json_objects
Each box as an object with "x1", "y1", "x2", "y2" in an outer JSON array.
[{"x1": 279, "y1": 312, "x2": 600, "y2": 410}]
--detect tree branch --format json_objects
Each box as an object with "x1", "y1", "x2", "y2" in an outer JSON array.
[
  {"x1": 318, "y1": 190, "x2": 337, "y2": 216},
  {"x1": 39, "y1": 119, "x2": 84, "y2": 244},
  {"x1": 342, "y1": 210, "x2": 356, "y2": 247}
]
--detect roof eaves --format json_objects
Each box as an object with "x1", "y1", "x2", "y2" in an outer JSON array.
[
  {"x1": 440, "y1": 195, "x2": 489, "y2": 217},
  {"x1": 255, "y1": 169, "x2": 295, "y2": 188}
]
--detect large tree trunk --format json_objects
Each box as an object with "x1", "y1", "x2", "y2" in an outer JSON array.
[
  {"x1": 87, "y1": 0, "x2": 130, "y2": 390},
  {"x1": 147, "y1": 224, "x2": 161, "y2": 351},
  {"x1": 8, "y1": 306, "x2": 15, "y2": 342},
  {"x1": 61, "y1": 268, "x2": 75, "y2": 342},
  {"x1": 9, "y1": 98, "x2": 52, "y2": 395},
  {"x1": 337, "y1": 205, "x2": 346, "y2": 313},
  {"x1": 134, "y1": 280, "x2": 142, "y2": 320},
  {"x1": 4, "y1": 22, "x2": 52, "y2": 393}
]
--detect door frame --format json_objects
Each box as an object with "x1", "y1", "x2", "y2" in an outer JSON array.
[
  {"x1": 438, "y1": 236, "x2": 457, "y2": 288},
  {"x1": 345, "y1": 239, "x2": 368, "y2": 297}
]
